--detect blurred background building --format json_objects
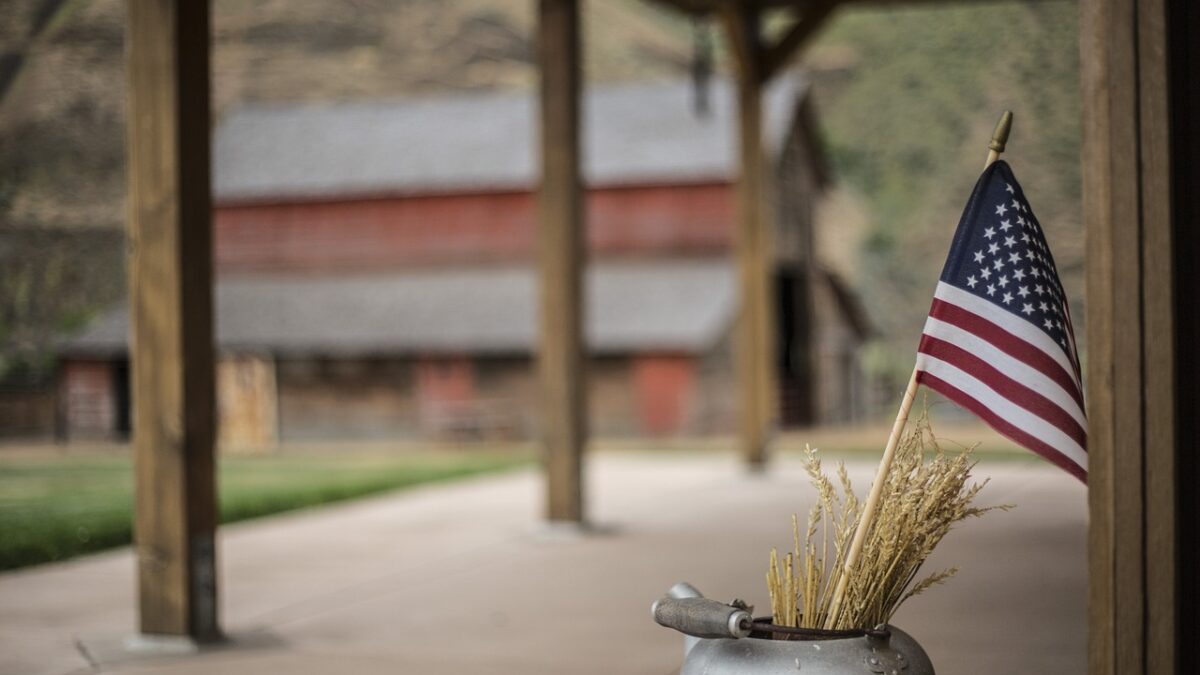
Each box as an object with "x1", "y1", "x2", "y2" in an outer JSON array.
[{"x1": 55, "y1": 77, "x2": 870, "y2": 447}]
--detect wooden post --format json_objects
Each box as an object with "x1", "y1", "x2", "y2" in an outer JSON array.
[
  {"x1": 1081, "y1": 0, "x2": 1193, "y2": 671},
  {"x1": 724, "y1": 6, "x2": 774, "y2": 469},
  {"x1": 126, "y1": 0, "x2": 218, "y2": 639},
  {"x1": 537, "y1": 0, "x2": 586, "y2": 523}
]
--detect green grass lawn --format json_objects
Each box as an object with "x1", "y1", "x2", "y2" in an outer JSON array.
[{"x1": 0, "y1": 450, "x2": 530, "y2": 571}]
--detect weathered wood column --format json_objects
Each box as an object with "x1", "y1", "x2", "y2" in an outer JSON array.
[
  {"x1": 723, "y1": 6, "x2": 774, "y2": 469},
  {"x1": 537, "y1": 0, "x2": 586, "y2": 523},
  {"x1": 127, "y1": 0, "x2": 218, "y2": 639},
  {"x1": 1081, "y1": 0, "x2": 1197, "y2": 670}
]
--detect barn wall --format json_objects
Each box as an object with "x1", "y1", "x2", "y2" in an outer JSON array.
[
  {"x1": 217, "y1": 354, "x2": 278, "y2": 452},
  {"x1": 473, "y1": 357, "x2": 537, "y2": 439},
  {"x1": 271, "y1": 353, "x2": 718, "y2": 442},
  {"x1": 60, "y1": 360, "x2": 118, "y2": 440},
  {"x1": 587, "y1": 357, "x2": 638, "y2": 437},
  {"x1": 810, "y1": 277, "x2": 865, "y2": 424},
  {"x1": 774, "y1": 100, "x2": 821, "y2": 268},
  {"x1": 633, "y1": 355, "x2": 695, "y2": 435},
  {"x1": 214, "y1": 183, "x2": 734, "y2": 273},
  {"x1": 277, "y1": 358, "x2": 420, "y2": 441},
  {"x1": 693, "y1": 335, "x2": 737, "y2": 435},
  {"x1": 0, "y1": 387, "x2": 57, "y2": 439},
  {"x1": 54, "y1": 352, "x2": 727, "y2": 443},
  {"x1": 416, "y1": 355, "x2": 483, "y2": 438}
]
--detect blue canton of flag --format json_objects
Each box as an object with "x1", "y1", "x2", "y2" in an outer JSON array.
[{"x1": 914, "y1": 160, "x2": 1087, "y2": 482}]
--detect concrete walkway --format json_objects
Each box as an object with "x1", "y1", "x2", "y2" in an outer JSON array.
[{"x1": 0, "y1": 452, "x2": 1086, "y2": 675}]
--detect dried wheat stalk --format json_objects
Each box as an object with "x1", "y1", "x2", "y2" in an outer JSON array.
[{"x1": 766, "y1": 412, "x2": 1008, "y2": 630}]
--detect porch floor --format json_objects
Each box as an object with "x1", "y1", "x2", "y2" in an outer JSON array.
[{"x1": 0, "y1": 450, "x2": 1086, "y2": 675}]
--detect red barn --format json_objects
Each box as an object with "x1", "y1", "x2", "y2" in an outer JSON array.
[{"x1": 58, "y1": 77, "x2": 868, "y2": 447}]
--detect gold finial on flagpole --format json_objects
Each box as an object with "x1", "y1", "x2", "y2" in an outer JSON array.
[{"x1": 985, "y1": 110, "x2": 1013, "y2": 168}]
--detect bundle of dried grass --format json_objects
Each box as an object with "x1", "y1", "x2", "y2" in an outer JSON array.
[{"x1": 766, "y1": 412, "x2": 1008, "y2": 631}]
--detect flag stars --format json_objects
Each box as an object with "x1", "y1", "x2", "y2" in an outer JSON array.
[{"x1": 943, "y1": 176, "x2": 1077, "y2": 353}]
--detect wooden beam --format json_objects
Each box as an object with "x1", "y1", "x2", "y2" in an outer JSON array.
[
  {"x1": 1169, "y1": 0, "x2": 1200, "y2": 652},
  {"x1": 722, "y1": 5, "x2": 775, "y2": 469},
  {"x1": 760, "y1": 0, "x2": 838, "y2": 82},
  {"x1": 537, "y1": 0, "x2": 586, "y2": 523},
  {"x1": 1079, "y1": 4, "x2": 1119, "y2": 670},
  {"x1": 1137, "y1": 2, "x2": 1176, "y2": 671},
  {"x1": 1082, "y1": 0, "x2": 1183, "y2": 670},
  {"x1": 719, "y1": 2, "x2": 761, "y2": 82},
  {"x1": 126, "y1": 0, "x2": 217, "y2": 639},
  {"x1": 647, "y1": 0, "x2": 1062, "y2": 14}
]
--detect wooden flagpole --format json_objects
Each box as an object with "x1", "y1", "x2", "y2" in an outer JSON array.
[{"x1": 823, "y1": 111, "x2": 1014, "y2": 629}]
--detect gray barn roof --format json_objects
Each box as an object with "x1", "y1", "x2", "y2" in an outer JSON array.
[
  {"x1": 214, "y1": 77, "x2": 808, "y2": 202},
  {"x1": 61, "y1": 260, "x2": 734, "y2": 358}
]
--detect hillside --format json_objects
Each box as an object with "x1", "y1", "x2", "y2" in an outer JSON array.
[
  {"x1": 806, "y1": 1, "x2": 1083, "y2": 386},
  {"x1": 0, "y1": 0, "x2": 1082, "y2": 394}
]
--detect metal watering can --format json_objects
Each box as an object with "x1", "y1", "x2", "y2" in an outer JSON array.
[{"x1": 652, "y1": 582, "x2": 935, "y2": 675}]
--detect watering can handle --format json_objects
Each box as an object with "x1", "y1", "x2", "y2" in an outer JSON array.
[{"x1": 652, "y1": 596, "x2": 753, "y2": 640}]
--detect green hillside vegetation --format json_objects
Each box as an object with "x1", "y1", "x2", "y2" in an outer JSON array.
[{"x1": 806, "y1": 1, "x2": 1082, "y2": 387}]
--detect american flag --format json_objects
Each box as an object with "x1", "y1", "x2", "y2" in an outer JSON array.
[{"x1": 915, "y1": 160, "x2": 1086, "y2": 482}]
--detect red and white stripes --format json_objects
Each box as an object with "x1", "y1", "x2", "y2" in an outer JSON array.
[{"x1": 915, "y1": 282, "x2": 1087, "y2": 482}]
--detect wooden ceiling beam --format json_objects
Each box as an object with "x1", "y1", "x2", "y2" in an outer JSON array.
[
  {"x1": 719, "y1": 1, "x2": 762, "y2": 80},
  {"x1": 646, "y1": 0, "x2": 1062, "y2": 15},
  {"x1": 760, "y1": 0, "x2": 838, "y2": 81}
]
